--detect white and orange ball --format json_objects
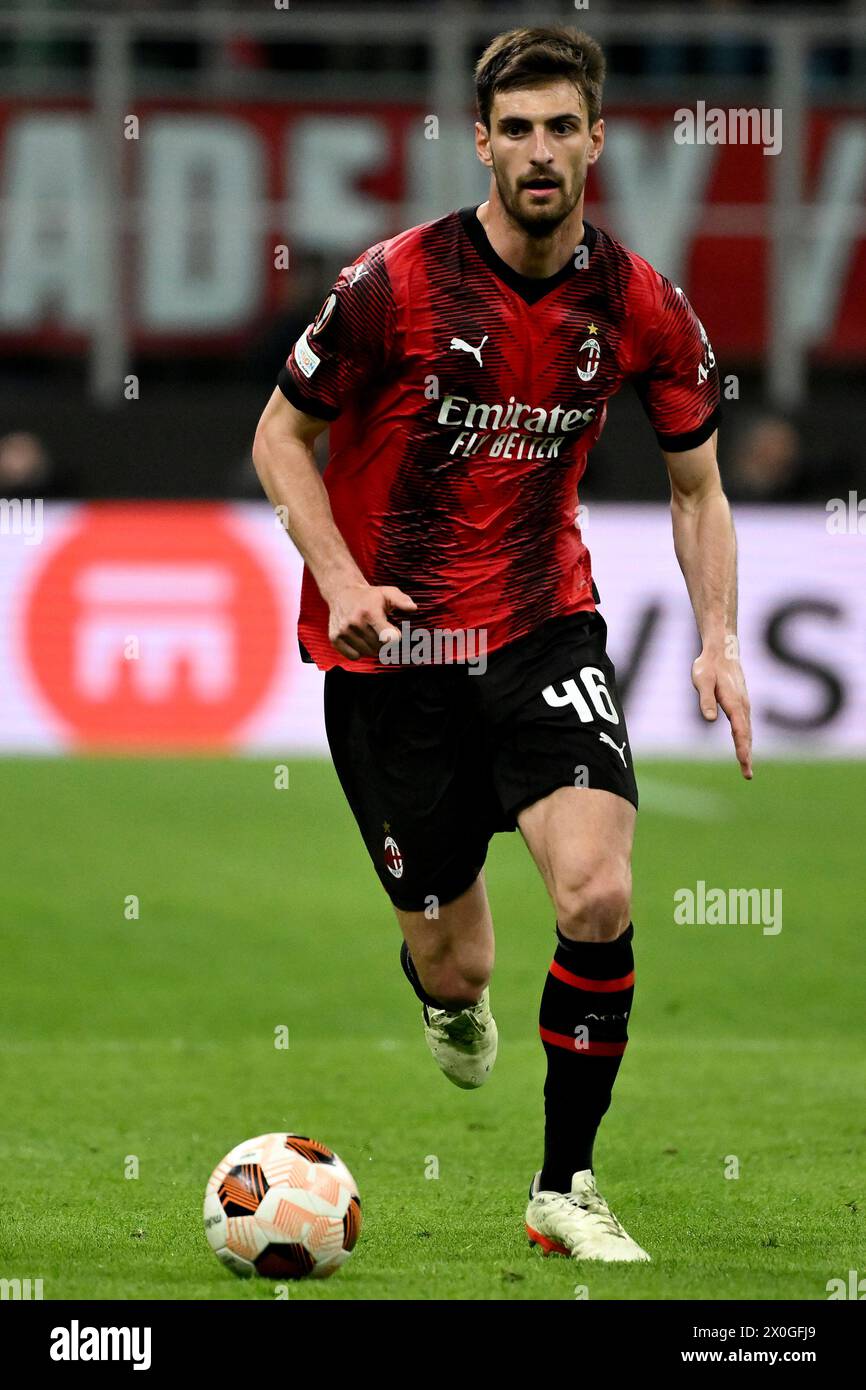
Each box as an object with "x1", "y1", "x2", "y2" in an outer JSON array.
[{"x1": 204, "y1": 1133, "x2": 362, "y2": 1279}]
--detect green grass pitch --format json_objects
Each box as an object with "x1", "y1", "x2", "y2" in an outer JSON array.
[{"x1": 0, "y1": 755, "x2": 862, "y2": 1301}]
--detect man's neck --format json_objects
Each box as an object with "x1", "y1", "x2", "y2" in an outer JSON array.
[{"x1": 476, "y1": 192, "x2": 585, "y2": 280}]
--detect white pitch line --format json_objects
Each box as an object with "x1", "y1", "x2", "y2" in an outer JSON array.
[{"x1": 638, "y1": 775, "x2": 730, "y2": 821}]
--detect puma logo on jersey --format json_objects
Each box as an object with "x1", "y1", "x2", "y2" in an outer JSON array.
[
  {"x1": 598, "y1": 731, "x2": 628, "y2": 766},
  {"x1": 450, "y1": 334, "x2": 488, "y2": 367},
  {"x1": 347, "y1": 263, "x2": 368, "y2": 285}
]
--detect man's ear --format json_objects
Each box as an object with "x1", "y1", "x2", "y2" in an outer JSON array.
[
  {"x1": 475, "y1": 120, "x2": 493, "y2": 168},
  {"x1": 587, "y1": 117, "x2": 605, "y2": 166}
]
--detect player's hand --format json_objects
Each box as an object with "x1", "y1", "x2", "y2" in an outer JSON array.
[
  {"x1": 327, "y1": 583, "x2": 418, "y2": 661},
  {"x1": 692, "y1": 642, "x2": 753, "y2": 780}
]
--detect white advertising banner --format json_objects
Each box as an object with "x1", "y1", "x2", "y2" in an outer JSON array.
[{"x1": 0, "y1": 502, "x2": 863, "y2": 756}]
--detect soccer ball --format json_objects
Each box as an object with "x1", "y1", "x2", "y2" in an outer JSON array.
[{"x1": 203, "y1": 1132, "x2": 362, "y2": 1279}]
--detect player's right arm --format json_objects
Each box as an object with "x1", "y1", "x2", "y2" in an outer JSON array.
[{"x1": 252, "y1": 388, "x2": 416, "y2": 660}]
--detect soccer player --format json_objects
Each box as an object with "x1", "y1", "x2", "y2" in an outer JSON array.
[{"x1": 253, "y1": 26, "x2": 752, "y2": 1262}]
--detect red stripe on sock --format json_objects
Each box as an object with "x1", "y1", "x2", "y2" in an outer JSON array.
[
  {"x1": 549, "y1": 959, "x2": 635, "y2": 992},
  {"x1": 539, "y1": 1026, "x2": 628, "y2": 1056}
]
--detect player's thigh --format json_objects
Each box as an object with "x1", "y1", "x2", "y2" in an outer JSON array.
[
  {"x1": 481, "y1": 611, "x2": 638, "y2": 940},
  {"x1": 323, "y1": 665, "x2": 499, "y2": 915},
  {"x1": 517, "y1": 787, "x2": 636, "y2": 941},
  {"x1": 394, "y1": 869, "x2": 495, "y2": 998}
]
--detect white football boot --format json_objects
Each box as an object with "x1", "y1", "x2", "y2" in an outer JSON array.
[
  {"x1": 422, "y1": 987, "x2": 498, "y2": 1089},
  {"x1": 525, "y1": 1168, "x2": 651, "y2": 1262}
]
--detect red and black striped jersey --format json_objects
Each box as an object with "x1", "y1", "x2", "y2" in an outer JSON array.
[{"x1": 278, "y1": 204, "x2": 720, "y2": 673}]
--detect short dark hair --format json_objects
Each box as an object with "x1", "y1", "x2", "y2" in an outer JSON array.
[{"x1": 474, "y1": 26, "x2": 606, "y2": 131}]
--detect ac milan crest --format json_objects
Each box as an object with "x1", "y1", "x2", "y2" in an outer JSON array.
[{"x1": 384, "y1": 834, "x2": 404, "y2": 878}]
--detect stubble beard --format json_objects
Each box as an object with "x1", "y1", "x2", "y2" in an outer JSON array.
[{"x1": 493, "y1": 158, "x2": 586, "y2": 240}]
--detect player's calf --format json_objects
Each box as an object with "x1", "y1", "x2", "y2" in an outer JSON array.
[{"x1": 400, "y1": 941, "x2": 499, "y2": 1089}]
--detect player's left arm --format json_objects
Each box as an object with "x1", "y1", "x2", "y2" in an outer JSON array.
[
  {"x1": 663, "y1": 430, "x2": 753, "y2": 780},
  {"x1": 629, "y1": 262, "x2": 752, "y2": 779}
]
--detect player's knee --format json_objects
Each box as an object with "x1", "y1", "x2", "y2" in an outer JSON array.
[{"x1": 554, "y1": 869, "x2": 631, "y2": 943}]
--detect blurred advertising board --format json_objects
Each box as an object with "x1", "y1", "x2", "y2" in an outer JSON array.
[{"x1": 1, "y1": 502, "x2": 863, "y2": 755}]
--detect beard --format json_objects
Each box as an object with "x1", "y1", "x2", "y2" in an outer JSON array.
[{"x1": 492, "y1": 158, "x2": 585, "y2": 239}]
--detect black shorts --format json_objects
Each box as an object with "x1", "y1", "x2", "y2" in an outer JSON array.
[{"x1": 323, "y1": 610, "x2": 638, "y2": 912}]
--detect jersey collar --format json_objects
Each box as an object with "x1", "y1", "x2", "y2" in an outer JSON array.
[{"x1": 458, "y1": 203, "x2": 596, "y2": 305}]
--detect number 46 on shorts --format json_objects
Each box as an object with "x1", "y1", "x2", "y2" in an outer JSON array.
[{"x1": 542, "y1": 666, "x2": 620, "y2": 725}]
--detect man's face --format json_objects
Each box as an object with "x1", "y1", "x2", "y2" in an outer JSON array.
[{"x1": 476, "y1": 79, "x2": 604, "y2": 237}]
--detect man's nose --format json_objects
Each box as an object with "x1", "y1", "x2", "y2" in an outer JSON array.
[{"x1": 530, "y1": 131, "x2": 554, "y2": 163}]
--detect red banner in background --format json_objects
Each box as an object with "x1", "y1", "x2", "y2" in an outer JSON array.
[{"x1": 0, "y1": 100, "x2": 864, "y2": 358}]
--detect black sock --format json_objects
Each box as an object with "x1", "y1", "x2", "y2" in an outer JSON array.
[
  {"x1": 538, "y1": 921, "x2": 635, "y2": 1192},
  {"x1": 400, "y1": 941, "x2": 445, "y2": 1009}
]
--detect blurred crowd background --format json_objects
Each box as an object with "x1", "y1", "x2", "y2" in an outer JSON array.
[{"x1": 0, "y1": 0, "x2": 865, "y2": 507}]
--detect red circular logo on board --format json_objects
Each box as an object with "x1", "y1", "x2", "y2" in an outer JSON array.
[{"x1": 23, "y1": 504, "x2": 281, "y2": 748}]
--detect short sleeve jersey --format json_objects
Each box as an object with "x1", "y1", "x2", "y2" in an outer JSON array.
[{"x1": 278, "y1": 205, "x2": 720, "y2": 672}]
